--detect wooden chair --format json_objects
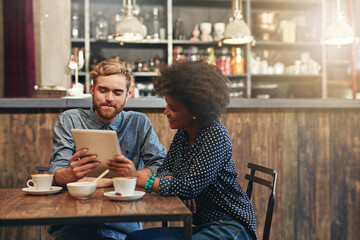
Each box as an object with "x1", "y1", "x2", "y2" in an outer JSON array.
[
  {"x1": 245, "y1": 163, "x2": 277, "y2": 240},
  {"x1": 35, "y1": 166, "x2": 49, "y2": 173}
]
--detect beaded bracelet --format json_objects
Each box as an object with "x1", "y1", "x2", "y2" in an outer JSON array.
[{"x1": 144, "y1": 173, "x2": 156, "y2": 194}]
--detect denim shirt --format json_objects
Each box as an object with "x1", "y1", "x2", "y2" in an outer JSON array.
[{"x1": 49, "y1": 108, "x2": 166, "y2": 179}]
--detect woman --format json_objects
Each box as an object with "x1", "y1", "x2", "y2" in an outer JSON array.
[{"x1": 108, "y1": 60, "x2": 257, "y2": 240}]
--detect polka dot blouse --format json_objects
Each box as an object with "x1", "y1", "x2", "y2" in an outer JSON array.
[{"x1": 158, "y1": 120, "x2": 257, "y2": 239}]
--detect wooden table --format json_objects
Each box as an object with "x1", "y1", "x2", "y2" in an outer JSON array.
[{"x1": 0, "y1": 188, "x2": 192, "y2": 239}]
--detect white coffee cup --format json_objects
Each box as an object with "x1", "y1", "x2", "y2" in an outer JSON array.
[
  {"x1": 113, "y1": 177, "x2": 137, "y2": 196},
  {"x1": 26, "y1": 174, "x2": 54, "y2": 190}
]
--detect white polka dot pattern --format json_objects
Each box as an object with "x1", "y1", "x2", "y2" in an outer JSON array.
[{"x1": 157, "y1": 120, "x2": 257, "y2": 239}]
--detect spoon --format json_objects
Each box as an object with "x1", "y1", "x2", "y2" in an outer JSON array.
[{"x1": 92, "y1": 169, "x2": 110, "y2": 183}]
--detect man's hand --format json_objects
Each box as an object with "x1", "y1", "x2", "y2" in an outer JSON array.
[
  {"x1": 53, "y1": 148, "x2": 101, "y2": 187},
  {"x1": 69, "y1": 148, "x2": 100, "y2": 179},
  {"x1": 183, "y1": 199, "x2": 197, "y2": 213},
  {"x1": 107, "y1": 155, "x2": 138, "y2": 177}
]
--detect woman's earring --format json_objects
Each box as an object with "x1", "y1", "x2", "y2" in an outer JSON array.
[{"x1": 192, "y1": 116, "x2": 196, "y2": 120}]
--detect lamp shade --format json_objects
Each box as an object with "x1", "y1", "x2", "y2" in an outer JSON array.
[
  {"x1": 114, "y1": 0, "x2": 144, "y2": 42},
  {"x1": 114, "y1": 15, "x2": 144, "y2": 42},
  {"x1": 222, "y1": 0, "x2": 253, "y2": 45},
  {"x1": 324, "y1": 0, "x2": 358, "y2": 46},
  {"x1": 324, "y1": 15, "x2": 358, "y2": 46},
  {"x1": 223, "y1": 18, "x2": 253, "y2": 44}
]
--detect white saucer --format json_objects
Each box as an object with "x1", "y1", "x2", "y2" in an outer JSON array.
[
  {"x1": 104, "y1": 191, "x2": 145, "y2": 201},
  {"x1": 22, "y1": 186, "x2": 63, "y2": 195}
]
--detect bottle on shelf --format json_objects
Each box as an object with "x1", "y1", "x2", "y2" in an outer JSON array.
[
  {"x1": 78, "y1": 47, "x2": 85, "y2": 71},
  {"x1": 174, "y1": 18, "x2": 186, "y2": 40},
  {"x1": 95, "y1": 11, "x2": 108, "y2": 40},
  {"x1": 71, "y1": 3, "x2": 81, "y2": 39},
  {"x1": 188, "y1": 46, "x2": 199, "y2": 61},
  {"x1": 173, "y1": 46, "x2": 186, "y2": 63},
  {"x1": 231, "y1": 47, "x2": 245, "y2": 74},
  {"x1": 206, "y1": 47, "x2": 216, "y2": 65},
  {"x1": 216, "y1": 47, "x2": 231, "y2": 75},
  {"x1": 152, "y1": 8, "x2": 160, "y2": 40},
  {"x1": 112, "y1": 14, "x2": 121, "y2": 37}
]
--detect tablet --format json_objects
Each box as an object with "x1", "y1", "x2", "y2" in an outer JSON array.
[{"x1": 71, "y1": 129, "x2": 122, "y2": 178}]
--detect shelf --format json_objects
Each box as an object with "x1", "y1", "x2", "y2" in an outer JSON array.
[
  {"x1": 254, "y1": 41, "x2": 322, "y2": 49},
  {"x1": 227, "y1": 74, "x2": 247, "y2": 78},
  {"x1": 173, "y1": 40, "x2": 220, "y2": 46},
  {"x1": 251, "y1": 74, "x2": 322, "y2": 82},
  {"x1": 71, "y1": 0, "x2": 326, "y2": 98},
  {"x1": 71, "y1": 38, "x2": 85, "y2": 43},
  {"x1": 132, "y1": 72, "x2": 160, "y2": 77},
  {"x1": 326, "y1": 60, "x2": 352, "y2": 65},
  {"x1": 253, "y1": 74, "x2": 321, "y2": 77},
  {"x1": 71, "y1": 71, "x2": 87, "y2": 76},
  {"x1": 90, "y1": 39, "x2": 168, "y2": 45},
  {"x1": 251, "y1": 0, "x2": 322, "y2": 11},
  {"x1": 327, "y1": 80, "x2": 352, "y2": 87}
]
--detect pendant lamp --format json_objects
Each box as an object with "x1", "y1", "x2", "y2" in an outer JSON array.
[
  {"x1": 324, "y1": 0, "x2": 358, "y2": 46},
  {"x1": 222, "y1": 0, "x2": 253, "y2": 45},
  {"x1": 114, "y1": 0, "x2": 144, "y2": 42}
]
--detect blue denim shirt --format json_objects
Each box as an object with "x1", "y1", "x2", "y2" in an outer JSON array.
[
  {"x1": 49, "y1": 108, "x2": 166, "y2": 177},
  {"x1": 48, "y1": 108, "x2": 166, "y2": 240}
]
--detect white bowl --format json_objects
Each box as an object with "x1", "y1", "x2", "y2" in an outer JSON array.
[{"x1": 67, "y1": 182, "x2": 97, "y2": 199}]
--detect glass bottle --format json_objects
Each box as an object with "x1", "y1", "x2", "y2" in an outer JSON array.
[
  {"x1": 216, "y1": 47, "x2": 231, "y2": 75},
  {"x1": 71, "y1": 3, "x2": 80, "y2": 39},
  {"x1": 231, "y1": 47, "x2": 245, "y2": 74},
  {"x1": 207, "y1": 47, "x2": 216, "y2": 65},
  {"x1": 112, "y1": 14, "x2": 121, "y2": 36},
  {"x1": 95, "y1": 11, "x2": 108, "y2": 40},
  {"x1": 152, "y1": 8, "x2": 160, "y2": 39}
]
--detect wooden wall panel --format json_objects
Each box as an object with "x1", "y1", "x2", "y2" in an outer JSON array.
[{"x1": 0, "y1": 107, "x2": 359, "y2": 240}]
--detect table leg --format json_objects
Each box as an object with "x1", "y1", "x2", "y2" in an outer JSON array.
[{"x1": 183, "y1": 215, "x2": 192, "y2": 240}]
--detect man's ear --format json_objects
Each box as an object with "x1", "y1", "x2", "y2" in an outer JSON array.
[
  {"x1": 90, "y1": 84, "x2": 94, "y2": 96},
  {"x1": 125, "y1": 90, "x2": 131, "y2": 102}
]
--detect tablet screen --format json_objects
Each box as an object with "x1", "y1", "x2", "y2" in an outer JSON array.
[{"x1": 71, "y1": 129, "x2": 122, "y2": 178}]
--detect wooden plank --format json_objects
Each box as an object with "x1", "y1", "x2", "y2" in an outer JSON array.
[
  {"x1": 281, "y1": 109, "x2": 298, "y2": 240},
  {"x1": 314, "y1": 110, "x2": 331, "y2": 240}
]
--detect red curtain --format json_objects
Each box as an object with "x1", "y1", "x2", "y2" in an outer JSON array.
[{"x1": 3, "y1": 0, "x2": 35, "y2": 97}]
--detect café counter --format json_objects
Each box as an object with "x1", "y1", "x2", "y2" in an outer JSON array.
[{"x1": 0, "y1": 98, "x2": 359, "y2": 240}]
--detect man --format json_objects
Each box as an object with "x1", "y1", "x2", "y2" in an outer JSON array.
[{"x1": 48, "y1": 58, "x2": 166, "y2": 240}]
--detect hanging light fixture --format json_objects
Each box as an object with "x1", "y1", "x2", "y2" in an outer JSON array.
[
  {"x1": 114, "y1": 0, "x2": 144, "y2": 42},
  {"x1": 324, "y1": 0, "x2": 358, "y2": 46},
  {"x1": 222, "y1": 0, "x2": 253, "y2": 45}
]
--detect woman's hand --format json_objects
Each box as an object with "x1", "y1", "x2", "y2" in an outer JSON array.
[
  {"x1": 107, "y1": 155, "x2": 138, "y2": 177},
  {"x1": 183, "y1": 199, "x2": 197, "y2": 213}
]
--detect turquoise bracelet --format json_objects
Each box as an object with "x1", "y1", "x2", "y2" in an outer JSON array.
[{"x1": 145, "y1": 173, "x2": 156, "y2": 194}]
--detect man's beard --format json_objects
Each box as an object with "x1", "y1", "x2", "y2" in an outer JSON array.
[{"x1": 93, "y1": 99, "x2": 125, "y2": 122}]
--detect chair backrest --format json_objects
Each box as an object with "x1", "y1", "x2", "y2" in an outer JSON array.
[
  {"x1": 245, "y1": 163, "x2": 277, "y2": 240},
  {"x1": 35, "y1": 166, "x2": 49, "y2": 174}
]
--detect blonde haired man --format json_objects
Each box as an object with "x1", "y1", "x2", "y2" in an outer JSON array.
[{"x1": 48, "y1": 59, "x2": 166, "y2": 239}]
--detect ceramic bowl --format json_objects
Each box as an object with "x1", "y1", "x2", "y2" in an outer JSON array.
[{"x1": 67, "y1": 182, "x2": 97, "y2": 199}]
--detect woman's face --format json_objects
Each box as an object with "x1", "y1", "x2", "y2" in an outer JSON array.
[{"x1": 164, "y1": 95, "x2": 194, "y2": 130}]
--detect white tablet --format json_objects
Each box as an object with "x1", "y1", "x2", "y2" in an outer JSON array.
[{"x1": 71, "y1": 129, "x2": 122, "y2": 178}]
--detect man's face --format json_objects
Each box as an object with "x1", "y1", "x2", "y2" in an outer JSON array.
[{"x1": 90, "y1": 74, "x2": 131, "y2": 124}]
